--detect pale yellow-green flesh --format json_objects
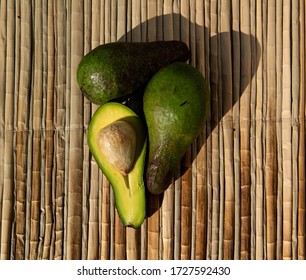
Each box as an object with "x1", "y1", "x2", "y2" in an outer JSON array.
[{"x1": 88, "y1": 102, "x2": 146, "y2": 228}]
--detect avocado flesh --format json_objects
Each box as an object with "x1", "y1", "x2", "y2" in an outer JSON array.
[
  {"x1": 143, "y1": 62, "x2": 210, "y2": 195},
  {"x1": 77, "y1": 41, "x2": 189, "y2": 105},
  {"x1": 88, "y1": 102, "x2": 147, "y2": 227}
]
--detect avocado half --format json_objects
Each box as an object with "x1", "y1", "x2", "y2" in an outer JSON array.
[{"x1": 88, "y1": 102, "x2": 147, "y2": 228}]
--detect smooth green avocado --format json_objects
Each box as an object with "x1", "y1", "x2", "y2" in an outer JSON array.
[
  {"x1": 88, "y1": 102, "x2": 147, "y2": 227},
  {"x1": 77, "y1": 41, "x2": 189, "y2": 105},
  {"x1": 143, "y1": 62, "x2": 210, "y2": 195}
]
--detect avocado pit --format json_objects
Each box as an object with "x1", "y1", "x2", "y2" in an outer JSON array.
[{"x1": 97, "y1": 120, "x2": 136, "y2": 176}]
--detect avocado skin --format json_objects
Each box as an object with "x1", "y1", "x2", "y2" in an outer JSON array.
[
  {"x1": 143, "y1": 62, "x2": 210, "y2": 195},
  {"x1": 77, "y1": 41, "x2": 190, "y2": 105},
  {"x1": 88, "y1": 102, "x2": 147, "y2": 228}
]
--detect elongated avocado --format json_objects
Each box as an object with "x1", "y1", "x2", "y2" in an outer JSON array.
[
  {"x1": 77, "y1": 41, "x2": 189, "y2": 104},
  {"x1": 143, "y1": 62, "x2": 210, "y2": 195},
  {"x1": 88, "y1": 102, "x2": 147, "y2": 227}
]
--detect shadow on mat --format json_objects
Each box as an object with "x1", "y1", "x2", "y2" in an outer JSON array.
[{"x1": 116, "y1": 14, "x2": 261, "y2": 219}]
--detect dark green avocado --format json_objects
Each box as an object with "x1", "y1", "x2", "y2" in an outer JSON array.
[
  {"x1": 143, "y1": 62, "x2": 210, "y2": 195},
  {"x1": 77, "y1": 41, "x2": 189, "y2": 105}
]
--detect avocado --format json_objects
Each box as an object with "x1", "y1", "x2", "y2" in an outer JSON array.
[
  {"x1": 143, "y1": 62, "x2": 210, "y2": 195},
  {"x1": 77, "y1": 41, "x2": 189, "y2": 105},
  {"x1": 88, "y1": 102, "x2": 147, "y2": 227}
]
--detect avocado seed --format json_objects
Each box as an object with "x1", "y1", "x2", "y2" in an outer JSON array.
[{"x1": 98, "y1": 120, "x2": 136, "y2": 176}]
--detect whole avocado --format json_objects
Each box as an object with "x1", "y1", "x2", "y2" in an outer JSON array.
[
  {"x1": 77, "y1": 41, "x2": 189, "y2": 105},
  {"x1": 143, "y1": 62, "x2": 210, "y2": 195}
]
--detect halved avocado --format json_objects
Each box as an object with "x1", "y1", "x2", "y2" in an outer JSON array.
[{"x1": 88, "y1": 102, "x2": 147, "y2": 228}]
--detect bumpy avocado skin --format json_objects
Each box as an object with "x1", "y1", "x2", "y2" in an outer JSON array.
[
  {"x1": 88, "y1": 102, "x2": 147, "y2": 228},
  {"x1": 77, "y1": 41, "x2": 189, "y2": 105},
  {"x1": 143, "y1": 62, "x2": 210, "y2": 195}
]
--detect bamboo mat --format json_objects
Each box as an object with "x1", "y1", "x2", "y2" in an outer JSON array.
[{"x1": 0, "y1": 0, "x2": 305, "y2": 260}]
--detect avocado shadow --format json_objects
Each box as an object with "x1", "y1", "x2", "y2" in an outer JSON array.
[{"x1": 118, "y1": 14, "x2": 262, "y2": 218}]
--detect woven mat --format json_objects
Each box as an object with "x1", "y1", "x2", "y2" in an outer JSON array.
[{"x1": 0, "y1": 0, "x2": 305, "y2": 260}]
